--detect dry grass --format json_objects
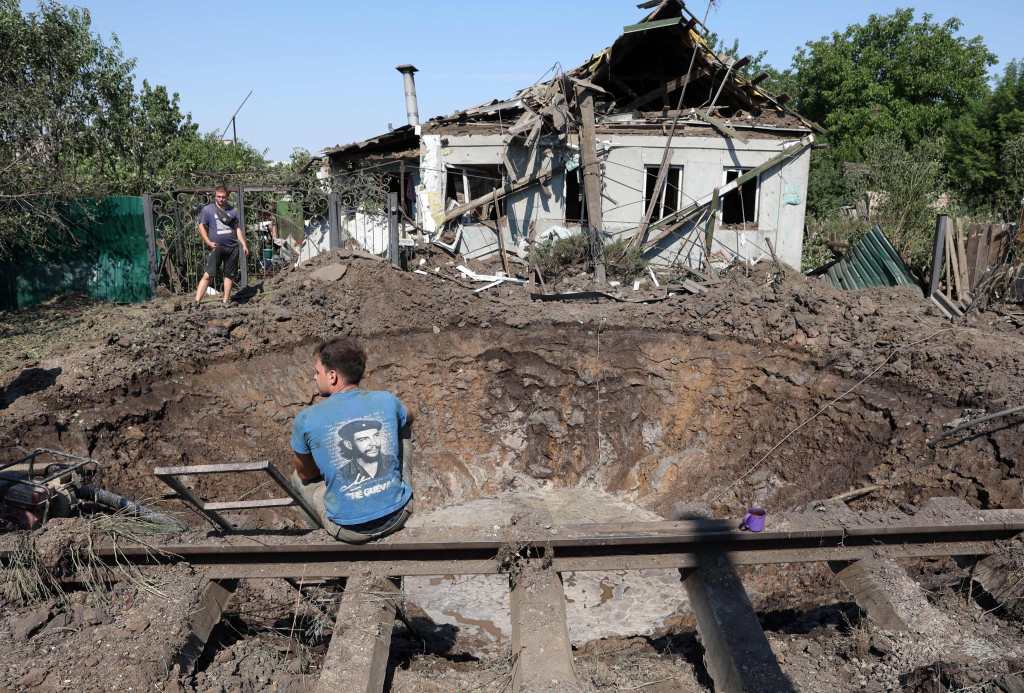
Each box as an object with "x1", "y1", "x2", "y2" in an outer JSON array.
[
  {"x1": 2, "y1": 508, "x2": 178, "y2": 607},
  {"x1": 1, "y1": 534, "x2": 65, "y2": 604}
]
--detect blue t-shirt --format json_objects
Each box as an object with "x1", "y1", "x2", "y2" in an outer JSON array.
[
  {"x1": 200, "y1": 203, "x2": 240, "y2": 247},
  {"x1": 290, "y1": 389, "x2": 411, "y2": 525}
]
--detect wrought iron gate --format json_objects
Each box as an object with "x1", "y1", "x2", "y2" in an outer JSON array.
[{"x1": 145, "y1": 168, "x2": 395, "y2": 295}]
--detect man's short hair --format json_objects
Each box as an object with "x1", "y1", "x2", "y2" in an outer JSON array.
[
  {"x1": 214, "y1": 184, "x2": 229, "y2": 194},
  {"x1": 316, "y1": 336, "x2": 366, "y2": 385},
  {"x1": 339, "y1": 419, "x2": 381, "y2": 441}
]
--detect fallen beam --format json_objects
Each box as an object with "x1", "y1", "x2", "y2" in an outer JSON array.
[
  {"x1": 440, "y1": 164, "x2": 552, "y2": 225},
  {"x1": 624, "y1": 64, "x2": 706, "y2": 111},
  {"x1": 830, "y1": 558, "x2": 926, "y2": 632},
  {"x1": 316, "y1": 573, "x2": 399, "y2": 693},
  {"x1": 173, "y1": 578, "x2": 238, "y2": 674},
  {"x1": 510, "y1": 562, "x2": 582, "y2": 692},
  {"x1": 681, "y1": 552, "x2": 793, "y2": 692}
]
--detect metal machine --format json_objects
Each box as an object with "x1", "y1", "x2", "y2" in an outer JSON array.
[{"x1": 0, "y1": 448, "x2": 182, "y2": 530}]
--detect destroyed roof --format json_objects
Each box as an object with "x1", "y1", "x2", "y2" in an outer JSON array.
[{"x1": 324, "y1": 0, "x2": 816, "y2": 158}]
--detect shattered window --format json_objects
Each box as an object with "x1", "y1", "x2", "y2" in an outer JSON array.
[
  {"x1": 565, "y1": 169, "x2": 585, "y2": 223},
  {"x1": 721, "y1": 168, "x2": 758, "y2": 226},
  {"x1": 446, "y1": 165, "x2": 507, "y2": 221},
  {"x1": 643, "y1": 166, "x2": 683, "y2": 222}
]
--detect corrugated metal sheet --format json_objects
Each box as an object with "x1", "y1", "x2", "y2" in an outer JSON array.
[{"x1": 825, "y1": 225, "x2": 917, "y2": 290}]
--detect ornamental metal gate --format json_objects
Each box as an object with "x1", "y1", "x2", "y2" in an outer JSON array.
[{"x1": 144, "y1": 168, "x2": 397, "y2": 295}]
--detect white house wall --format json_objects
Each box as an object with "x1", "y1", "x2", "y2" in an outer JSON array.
[
  {"x1": 418, "y1": 133, "x2": 445, "y2": 234},
  {"x1": 600, "y1": 133, "x2": 811, "y2": 270},
  {"x1": 420, "y1": 130, "x2": 811, "y2": 270}
]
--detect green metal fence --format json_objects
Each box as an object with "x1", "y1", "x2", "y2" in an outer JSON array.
[{"x1": 0, "y1": 196, "x2": 153, "y2": 311}]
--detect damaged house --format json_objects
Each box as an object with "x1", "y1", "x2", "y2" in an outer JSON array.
[{"x1": 324, "y1": 0, "x2": 819, "y2": 274}]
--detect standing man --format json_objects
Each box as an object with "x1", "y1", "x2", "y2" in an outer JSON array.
[
  {"x1": 290, "y1": 337, "x2": 414, "y2": 543},
  {"x1": 194, "y1": 185, "x2": 249, "y2": 304}
]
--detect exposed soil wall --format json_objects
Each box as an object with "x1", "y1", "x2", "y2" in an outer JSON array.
[{"x1": 3, "y1": 251, "x2": 1024, "y2": 691}]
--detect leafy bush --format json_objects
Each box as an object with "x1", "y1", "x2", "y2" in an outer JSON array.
[
  {"x1": 852, "y1": 135, "x2": 946, "y2": 274},
  {"x1": 528, "y1": 234, "x2": 589, "y2": 282},
  {"x1": 529, "y1": 233, "x2": 648, "y2": 283},
  {"x1": 603, "y1": 238, "x2": 648, "y2": 282}
]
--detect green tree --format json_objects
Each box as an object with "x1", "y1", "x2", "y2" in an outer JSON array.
[
  {"x1": 787, "y1": 9, "x2": 995, "y2": 160},
  {"x1": 947, "y1": 61, "x2": 1024, "y2": 216},
  {"x1": 0, "y1": 0, "x2": 269, "y2": 260},
  {"x1": 0, "y1": 0, "x2": 136, "y2": 256}
]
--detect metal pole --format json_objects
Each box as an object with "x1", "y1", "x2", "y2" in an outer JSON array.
[
  {"x1": 929, "y1": 215, "x2": 948, "y2": 297},
  {"x1": 395, "y1": 64, "x2": 420, "y2": 127},
  {"x1": 399, "y1": 160, "x2": 406, "y2": 219},
  {"x1": 231, "y1": 117, "x2": 237, "y2": 146},
  {"x1": 327, "y1": 190, "x2": 341, "y2": 250},
  {"x1": 142, "y1": 194, "x2": 158, "y2": 298},
  {"x1": 237, "y1": 186, "x2": 247, "y2": 287},
  {"x1": 388, "y1": 192, "x2": 400, "y2": 269}
]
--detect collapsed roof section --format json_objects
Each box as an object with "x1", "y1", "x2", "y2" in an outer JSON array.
[
  {"x1": 568, "y1": 0, "x2": 812, "y2": 124},
  {"x1": 325, "y1": 0, "x2": 815, "y2": 161}
]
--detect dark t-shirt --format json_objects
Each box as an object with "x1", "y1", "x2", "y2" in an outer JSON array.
[{"x1": 200, "y1": 203, "x2": 240, "y2": 247}]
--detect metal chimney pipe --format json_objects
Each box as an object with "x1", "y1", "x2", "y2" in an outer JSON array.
[{"x1": 395, "y1": 64, "x2": 420, "y2": 128}]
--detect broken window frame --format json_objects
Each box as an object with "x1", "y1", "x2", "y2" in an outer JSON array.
[
  {"x1": 719, "y1": 167, "x2": 759, "y2": 227},
  {"x1": 642, "y1": 165, "x2": 684, "y2": 223},
  {"x1": 445, "y1": 164, "x2": 507, "y2": 222}
]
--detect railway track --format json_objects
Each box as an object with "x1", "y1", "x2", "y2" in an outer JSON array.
[{"x1": 3, "y1": 496, "x2": 1022, "y2": 692}]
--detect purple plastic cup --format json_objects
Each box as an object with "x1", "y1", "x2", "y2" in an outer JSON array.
[{"x1": 740, "y1": 506, "x2": 766, "y2": 532}]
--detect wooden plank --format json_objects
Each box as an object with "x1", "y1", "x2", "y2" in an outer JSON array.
[
  {"x1": 681, "y1": 552, "x2": 793, "y2": 692},
  {"x1": 387, "y1": 192, "x2": 400, "y2": 269},
  {"x1": 203, "y1": 497, "x2": 295, "y2": 511},
  {"x1": 966, "y1": 223, "x2": 981, "y2": 288},
  {"x1": 956, "y1": 219, "x2": 972, "y2": 294},
  {"x1": 929, "y1": 213, "x2": 950, "y2": 294},
  {"x1": 974, "y1": 223, "x2": 991, "y2": 286},
  {"x1": 154, "y1": 461, "x2": 270, "y2": 476},
  {"x1": 440, "y1": 164, "x2": 552, "y2": 225},
  {"x1": 316, "y1": 573, "x2": 399, "y2": 693},
  {"x1": 622, "y1": 16, "x2": 684, "y2": 33},
  {"x1": 576, "y1": 85, "x2": 607, "y2": 283},
  {"x1": 643, "y1": 135, "x2": 815, "y2": 249},
  {"x1": 946, "y1": 223, "x2": 964, "y2": 302},
  {"x1": 931, "y1": 291, "x2": 963, "y2": 319},
  {"x1": 112, "y1": 538, "x2": 1003, "y2": 581},
  {"x1": 625, "y1": 66, "x2": 705, "y2": 111},
  {"x1": 700, "y1": 113, "x2": 749, "y2": 142},
  {"x1": 703, "y1": 189, "x2": 719, "y2": 272},
  {"x1": 173, "y1": 578, "x2": 238, "y2": 673},
  {"x1": 154, "y1": 472, "x2": 232, "y2": 531},
  {"x1": 510, "y1": 563, "x2": 582, "y2": 692}
]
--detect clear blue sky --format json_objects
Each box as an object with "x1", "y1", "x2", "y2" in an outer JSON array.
[{"x1": 65, "y1": 0, "x2": 1022, "y2": 161}]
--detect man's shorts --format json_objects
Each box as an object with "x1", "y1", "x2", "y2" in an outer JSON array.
[{"x1": 205, "y1": 245, "x2": 240, "y2": 282}]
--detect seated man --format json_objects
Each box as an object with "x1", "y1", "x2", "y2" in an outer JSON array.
[{"x1": 290, "y1": 337, "x2": 413, "y2": 542}]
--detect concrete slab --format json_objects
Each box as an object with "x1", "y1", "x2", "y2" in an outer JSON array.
[
  {"x1": 309, "y1": 263, "x2": 348, "y2": 282},
  {"x1": 174, "y1": 578, "x2": 237, "y2": 674},
  {"x1": 510, "y1": 562, "x2": 582, "y2": 693},
  {"x1": 403, "y1": 488, "x2": 689, "y2": 650},
  {"x1": 681, "y1": 552, "x2": 793, "y2": 692},
  {"x1": 316, "y1": 573, "x2": 399, "y2": 693}
]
